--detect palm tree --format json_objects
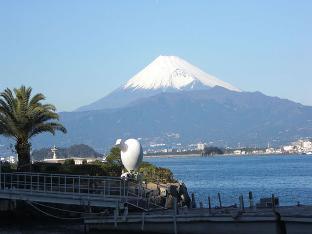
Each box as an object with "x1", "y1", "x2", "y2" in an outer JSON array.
[{"x1": 0, "y1": 86, "x2": 67, "y2": 170}]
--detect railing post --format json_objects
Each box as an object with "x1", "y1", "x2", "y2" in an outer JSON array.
[
  {"x1": 123, "y1": 180, "x2": 126, "y2": 197},
  {"x1": 79, "y1": 176, "x2": 81, "y2": 194},
  {"x1": 87, "y1": 178, "x2": 90, "y2": 195},
  {"x1": 0, "y1": 161, "x2": 2, "y2": 189},
  {"x1": 137, "y1": 186, "x2": 139, "y2": 207},
  {"x1": 103, "y1": 180, "x2": 105, "y2": 196},
  {"x1": 249, "y1": 191, "x2": 254, "y2": 209},
  {"x1": 108, "y1": 181, "x2": 110, "y2": 196},
  {"x1": 50, "y1": 175, "x2": 53, "y2": 192},
  {"x1": 191, "y1": 193, "x2": 196, "y2": 208},
  {"x1": 218, "y1": 192, "x2": 222, "y2": 208},
  {"x1": 141, "y1": 212, "x2": 145, "y2": 231},
  {"x1": 208, "y1": 196, "x2": 211, "y2": 214},
  {"x1": 147, "y1": 191, "x2": 151, "y2": 209},
  {"x1": 119, "y1": 180, "x2": 122, "y2": 196},
  {"x1": 239, "y1": 195, "x2": 245, "y2": 212},
  {"x1": 114, "y1": 206, "x2": 118, "y2": 228},
  {"x1": 64, "y1": 175, "x2": 67, "y2": 193},
  {"x1": 272, "y1": 194, "x2": 276, "y2": 211},
  {"x1": 173, "y1": 197, "x2": 177, "y2": 234}
]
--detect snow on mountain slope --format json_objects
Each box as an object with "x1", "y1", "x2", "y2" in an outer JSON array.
[
  {"x1": 123, "y1": 55, "x2": 241, "y2": 92},
  {"x1": 76, "y1": 55, "x2": 241, "y2": 111}
]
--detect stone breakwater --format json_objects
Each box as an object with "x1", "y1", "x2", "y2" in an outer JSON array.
[{"x1": 144, "y1": 182, "x2": 191, "y2": 209}]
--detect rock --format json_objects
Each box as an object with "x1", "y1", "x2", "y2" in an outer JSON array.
[{"x1": 143, "y1": 181, "x2": 191, "y2": 209}]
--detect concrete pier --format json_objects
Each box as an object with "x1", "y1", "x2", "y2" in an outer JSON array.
[{"x1": 84, "y1": 206, "x2": 312, "y2": 234}]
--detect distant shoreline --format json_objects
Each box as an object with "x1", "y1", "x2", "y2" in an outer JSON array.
[
  {"x1": 144, "y1": 153, "x2": 301, "y2": 158},
  {"x1": 144, "y1": 154, "x2": 201, "y2": 158}
]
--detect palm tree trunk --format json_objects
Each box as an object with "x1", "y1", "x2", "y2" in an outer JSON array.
[{"x1": 15, "y1": 140, "x2": 31, "y2": 171}]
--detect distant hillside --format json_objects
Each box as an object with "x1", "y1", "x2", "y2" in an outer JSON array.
[
  {"x1": 27, "y1": 87, "x2": 312, "y2": 150},
  {"x1": 32, "y1": 144, "x2": 102, "y2": 161}
]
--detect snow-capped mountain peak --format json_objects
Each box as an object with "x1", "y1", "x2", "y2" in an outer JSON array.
[
  {"x1": 76, "y1": 55, "x2": 241, "y2": 111},
  {"x1": 123, "y1": 55, "x2": 241, "y2": 92}
]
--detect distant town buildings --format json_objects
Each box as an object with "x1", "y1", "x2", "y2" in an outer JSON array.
[
  {"x1": 265, "y1": 148, "x2": 275, "y2": 154},
  {"x1": 233, "y1": 150, "x2": 246, "y2": 155},
  {"x1": 0, "y1": 155, "x2": 16, "y2": 164},
  {"x1": 282, "y1": 145, "x2": 295, "y2": 153},
  {"x1": 144, "y1": 138, "x2": 312, "y2": 156},
  {"x1": 197, "y1": 143, "x2": 206, "y2": 151},
  {"x1": 282, "y1": 139, "x2": 312, "y2": 154}
]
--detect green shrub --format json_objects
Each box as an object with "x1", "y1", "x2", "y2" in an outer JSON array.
[
  {"x1": 32, "y1": 162, "x2": 62, "y2": 173},
  {"x1": 139, "y1": 162, "x2": 176, "y2": 183},
  {"x1": 63, "y1": 159, "x2": 75, "y2": 166},
  {"x1": 0, "y1": 161, "x2": 16, "y2": 172}
]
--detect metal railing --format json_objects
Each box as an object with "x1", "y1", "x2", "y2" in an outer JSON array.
[
  {"x1": 0, "y1": 172, "x2": 127, "y2": 198},
  {"x1": 0, "y1": 172, "x2": 165, "y2": 210}
]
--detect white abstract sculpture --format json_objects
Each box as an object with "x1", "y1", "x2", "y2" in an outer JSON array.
[{"x1": 115, "y1": 138, "x2": 143, "y2": 173}]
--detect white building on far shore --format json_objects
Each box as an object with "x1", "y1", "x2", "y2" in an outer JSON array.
[
  {"x1": 43, "y1": 146, "x2": 98, "y2": 165},
  {"x1": 197, "y1": 143, "x2": 206, "y2": 151}
]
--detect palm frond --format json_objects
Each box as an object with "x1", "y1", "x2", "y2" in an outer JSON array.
[
  {"x1": 29, "y1": 93, "x2": 45, "y2": 107},
  {"x1": 30, "y1": 122, "x2": 67, "y2": 138},
  {"x1": 0, "y1": 86, "x2": 67, "y2": 140}
]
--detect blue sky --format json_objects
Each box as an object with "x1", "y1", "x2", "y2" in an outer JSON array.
[{"x1": 0, "y1": 0, "x2": 311, "y2": 111}]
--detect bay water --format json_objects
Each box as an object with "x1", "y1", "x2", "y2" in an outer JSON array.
[{"x1": 145, "y1": 154, "x2": 312, "y2": 206}]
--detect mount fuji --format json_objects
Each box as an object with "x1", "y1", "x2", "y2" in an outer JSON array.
[
  {"x1": 77, "y1": 56, "x2": 240, "y2": 111},
  {"x1": 22, "y1": 55, "x2": 312, "y2": 150},
  {"x1": 123, "y1": 55, "x2": 240, "y2": 91}
]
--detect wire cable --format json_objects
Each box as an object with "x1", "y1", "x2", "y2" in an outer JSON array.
[
  {"x1": 30, "y1": 201, "x2": 99, "y2": 215},
  {"x1": 26, "y1": 201, "x2": 83, "y2": 220}
]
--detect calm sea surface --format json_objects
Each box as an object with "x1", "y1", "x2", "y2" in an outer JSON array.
[{"x1": 145, "y1": 154, "x2": 312, "y2": 206}]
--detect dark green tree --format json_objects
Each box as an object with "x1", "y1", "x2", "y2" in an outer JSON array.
[
  {"x1": 0, "y1": 86, "x2": 67, "y2": 170},
  {"x1": 82, "y1": 159, "x2": 88, "y2": 165},
  {"x1": 105, "y1": 146, "x2": 122, "y2": 166},
  {"x1": 202, "y1": 146, "x2": 224, "y2": 156}
]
